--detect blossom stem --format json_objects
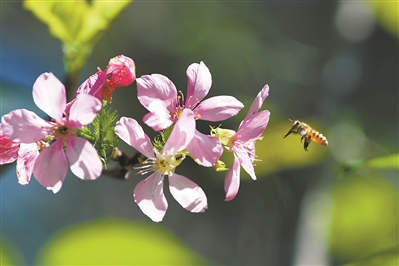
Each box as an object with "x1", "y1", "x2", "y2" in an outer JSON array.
[{"x1": 63, "y1": 71, "x2": 80, "y2": 102}]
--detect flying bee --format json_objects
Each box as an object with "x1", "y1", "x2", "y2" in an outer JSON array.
[{"x1": 283, "y1": 119, "x2": 328, "y2": 151}]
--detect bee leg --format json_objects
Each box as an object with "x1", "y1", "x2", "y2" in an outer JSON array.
[
  {"x1": 303, "y1": 137, "x2": 311, "y2": 151},
  {"x1": 130, "y1": 152, "x2": 147, "y2": 166},
  {"x1": 283, "y1": 128, "x2": 293, "y2": 138}
]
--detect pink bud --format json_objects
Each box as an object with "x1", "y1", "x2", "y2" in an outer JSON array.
[{"x1": 106, "y1": 55, "x2": 136, "y2": 88}]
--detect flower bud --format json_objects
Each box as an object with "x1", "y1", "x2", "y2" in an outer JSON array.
[{"x1": 106, "y1": 55, "x2": 136, "y2": 88}]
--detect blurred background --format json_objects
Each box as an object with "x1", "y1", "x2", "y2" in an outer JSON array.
[{"x1": 1, "y1": 1, "x2": 398, "y2": 265}]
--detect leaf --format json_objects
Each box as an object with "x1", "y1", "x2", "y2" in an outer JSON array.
[
  {"x1": 23, "y1": 0, "x2": 132, "y2": 74},
  {"x1": 35, "y1": 218, "x2": 208, "y2": 265},
  {"x1": 23, "y1": 1, "x2": 87, "y2": 45},
  {"x1": 338, "y1": 153, "x2": 399, "y2": 177},
  {"x1": 87, "y1": 107, "x2": 120, "y2": 164},
  {"x1": 365, "y1": 153, "x2": 399, "y2": 169}
]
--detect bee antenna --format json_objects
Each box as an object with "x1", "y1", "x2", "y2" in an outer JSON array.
[{"x1": 288, "y1": 117, "x2": 294, "y2": 122}]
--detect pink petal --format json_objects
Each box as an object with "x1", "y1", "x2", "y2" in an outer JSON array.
[
  {"x1": 245, "y1": 84, "x2": 269, "y2": 120},
  {"x1": 137, "y1": 74, "x2": 177, "y2": 111},
  {"x1": 185, "y1": 130, "x2": 223, "y2": 167},
  {"x1": 236, "y1": 146, "x2": 257, "y2": 180},
  {"x1": 65, "y1": 71, "x2": 107, "y2": 114},
  {"x1": 224, "y1": 157, "x2": 241, "y2": 201},
  {"x1": 163, "y1": 109, "x2": 195, "y2": 154},
  {"x1": 76, "y1": 71, "x2": 107, "y2": 100},
  {"x1": 32, "y1": 72, "x2": 66, "y2": 122},
  {"x1": 185, "y1": 61, "x2": 212, "y2": 107},
  {"x1": 114, "y1": 117, "x2": 154, "y2": 159},
  {"x1": 0, "y1": 129, "x2": 19, "y2": 164},
  {"x1": 16, "y1": 143, "x2": 39, "y2": 186},
  {"x1": 1, "y1": 109, "x2": 53, "y2": 143},
  {"x1": 67, "y1": 94, "x2": 102, "y2": 127},
  {"x1": 33, "y1": 139, "x2": 67, "y2": 193},
  {"x1": 133, "y1": 172, "x2": 168, "y2": 222},
  {"x1": 65, "y1": 136, "x2": 102, "y2": 180},
  {"x1": 169, "y1": 173, "x2": 207, "y2": 212},
  {"x1": 142, "y1": 100, "x2": 173, "y2": 131},
  {"x1": 142, "y1": 113, "x2": 173, "y2": 132},
  {"x1": 195, "y1": 96, "x2": 244, "y2": 121},
  {"x1": 237, "y1": 110, "x2": 270, "y2": 143},
  {"x1": 142, "y1": 112, "x2": 173, "y2": 132}
]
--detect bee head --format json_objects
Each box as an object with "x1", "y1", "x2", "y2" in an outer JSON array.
[{"x1": 288, "y1": 118, "x2": 301, "y2": 127}]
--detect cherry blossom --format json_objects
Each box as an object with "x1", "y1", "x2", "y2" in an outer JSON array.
[
  {"x1": 136, "y1": 61, "x2": 244, "y2": 166},
  {"x1": 213, "y1": 85, "x2": 270, "y2": 201},
  {"x1": 114, "y1": 109, "x2": 208, "y2": 222},
  {"x1": 1, "y1": 73, "x2": 103, "y2": 193}
]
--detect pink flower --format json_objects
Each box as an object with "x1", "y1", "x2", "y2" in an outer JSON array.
[
  {"x1": 215, "y1": 85, "x2": 270, "y2": 201},
  {"x1": 137, "y1": 61, "x2": 244, "y2": 166},
  {"x1": 114, "y1": 109, "x2": 208, "y2": 222},
  {"x1": 0, "y1": 128, "x2": 40, "y2": 185},
  {"x1": 1, "y1": 73, "x2": 103, "y2": 193}
]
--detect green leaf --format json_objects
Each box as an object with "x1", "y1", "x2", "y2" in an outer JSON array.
[
  {"x1": 338, "y1": 154, "x2": 399, "y2": 177},
  {"x1": 35, "y1": 218, "x2": 209, "y2": 265},
  {"x1": 85, "y1": 107, "x2": 120, "y2": 165},
  {"x1": 23, "y1": 0, "x2": 132, "y2": 74},
  {"x1": 365, "y1": 153, "x2": 399, "y2": 169}
]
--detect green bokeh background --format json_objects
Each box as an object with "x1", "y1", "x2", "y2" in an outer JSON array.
[{"x1": 1, "y1": 1, "x2": 397, "y2": 265}]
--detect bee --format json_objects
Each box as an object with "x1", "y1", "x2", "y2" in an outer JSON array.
[{"x1": 283, "y1": 119, "x2": 328, "y2": 151}]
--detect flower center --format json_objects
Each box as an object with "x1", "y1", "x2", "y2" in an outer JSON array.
[
  {"x1": 171, "y1": 91, "x2": 202, "y2": 121},
  {"x1": 53, "y1": 123, "x2": 75, "y2": 140},
  {"x1": 134, "y1": 149, "x2": 186, "y2": 177}
]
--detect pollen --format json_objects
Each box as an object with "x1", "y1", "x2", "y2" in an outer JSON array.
[{"x1": 154, "y1": 156, "x2": 174, "y2": 176}]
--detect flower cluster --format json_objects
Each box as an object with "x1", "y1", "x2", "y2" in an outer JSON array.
[{"x1": 0, "y1": 57, "x2": 270, "y2": 222}]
